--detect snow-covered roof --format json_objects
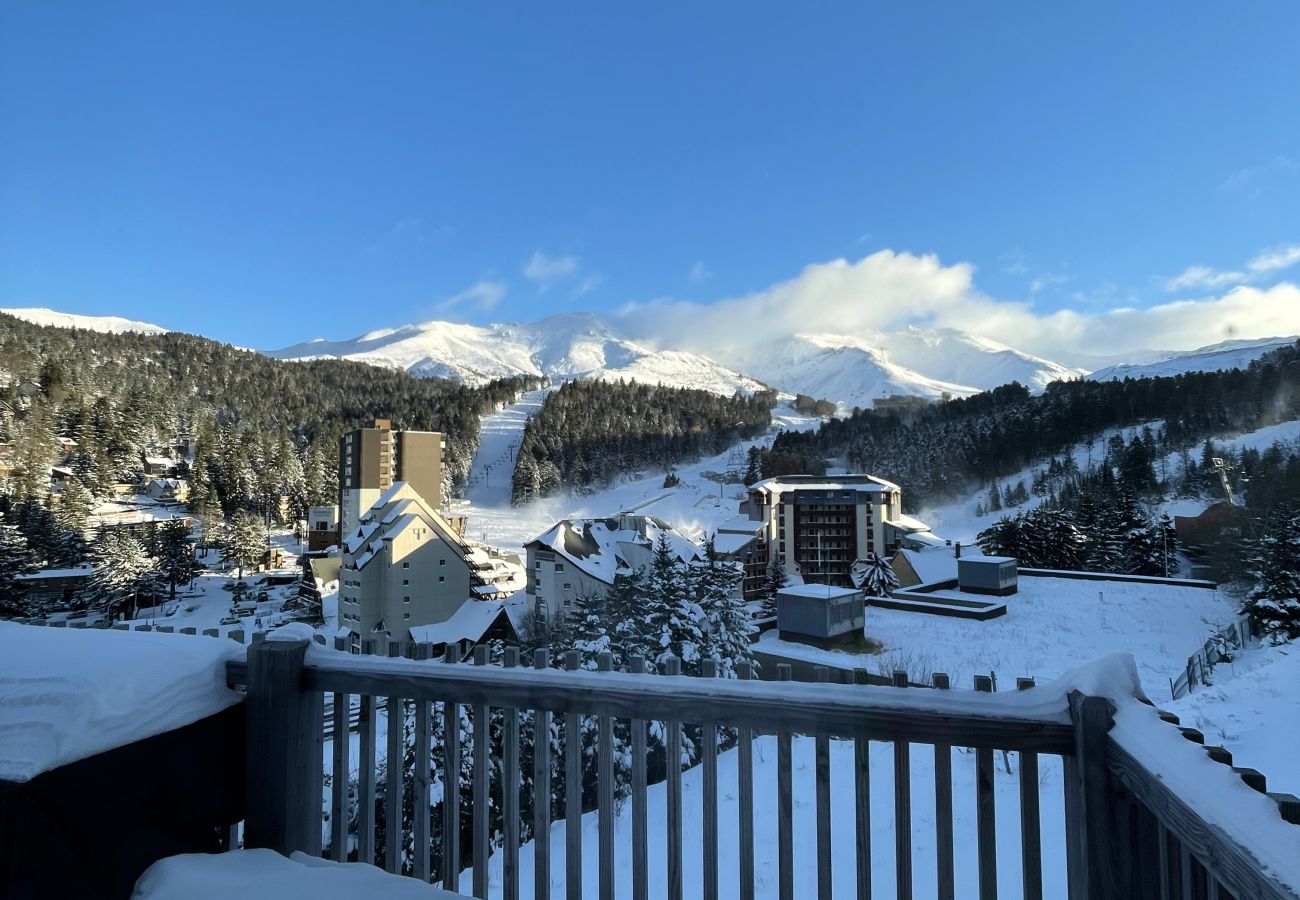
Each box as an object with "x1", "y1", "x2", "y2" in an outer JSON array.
[
  {"x1": 716, "y1": 516, "x2": 763, "y2": 535},
  {"x1": 894, "y1": 547, "x2": 995, "y2": 586},
  {"x1": 889, "y1": 512, "x2": 931, "y2": 533},
  {"x1": 0, "y1": 622, "x2": 244, "y2": 782},
  {"x1": 143, "y1": 455, "x2": 173, "y2": 467},
  {"x1": 527, "y1": 515, "x2": 702, "y2": 585},
  {"x1": 750, "y1": 474, "x2": 899, "y2": 498},
  {"x1": 778, "y1": 583, "x2": 861, "y2": 600},
  {"x1": 711, "y1": 531, "x2": 758, "y2": 557},
  {"x1": 15, "y1": 565, "x2": 92, "y2": 581},
  {"x1": 408, "y1": 600, "x2": 511, "y2": 646}
]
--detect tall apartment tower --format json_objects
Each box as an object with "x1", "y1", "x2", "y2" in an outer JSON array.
[{"x1": 339, "y1": 419, "x2": 444, "y2": 536}]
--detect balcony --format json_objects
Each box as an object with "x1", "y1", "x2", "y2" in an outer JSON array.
[{"x1": 4, "y1": 624, "x2": 1299, "y2": 899}]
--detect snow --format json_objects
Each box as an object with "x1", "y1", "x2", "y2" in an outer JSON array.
[
  {"x1": 0, "y1": 306, "x2": 168, "y2": 335},
  {"x1": 1168, "y1": 642, "x2": 1300, "y2": 797},
  {"x1": 14, "y1": 565, "x2": 92, "y2": 581},
  {"x1": 269, "y1": 313, "x2": 764, "y2": 396},
  {"x1": 757, "y1": 573, "x2": 1237, "y2": 698},
  {"x1": 0, "y1": 621, "x2": 244, "y2": 782},
  {"x1": 779, "y1": 583, "x2": 859, "y2": 599},
  {"x1": 409, "y1": 599, "x2": 508, "y2": 645},
  {"x1": 133, "y1": 849, "x2": 460, "y2": 899},
  {"x1": 1086, "y1": 335, "x2": 1297, "y2": 382},
  {"x1": 1110, "y1": 692, "x2": 1300, "y2": 893}
]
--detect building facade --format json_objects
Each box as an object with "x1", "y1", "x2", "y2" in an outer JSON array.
[
  {"x1": 337, "y1": 482, "x2": 523, "y2": 648},
  {"x1": 744, "y1": 475, "x2": 931, "y2": 587},
  {"x1": 338, "y1": 419, "x2": 444, "y2": 536},
  {"x1": 524, "y1": 515, "x2": 702, "y2": 623}
]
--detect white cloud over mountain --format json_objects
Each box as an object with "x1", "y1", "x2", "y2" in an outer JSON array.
[{"x1": 616, "y1": 249, "x2": 1300, "y2": 366}]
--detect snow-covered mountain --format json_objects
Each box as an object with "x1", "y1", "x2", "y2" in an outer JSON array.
[
  {"x1": 1086, "y1": 336, "x2": 1297, "y2": 382},
  {"x1": 270, "y1": 312, "x2": 1089, "y2": 408},
  {"x1": 269, "y1": 314, "x2": 767, "y2": 395},
  {"x1": 0, "y1": 307, "x2": 168, "y2": 335}
]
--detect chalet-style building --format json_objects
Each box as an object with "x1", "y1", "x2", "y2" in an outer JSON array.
[
  {"x1": 524, "y1": 515, "x2": 702, "y2": 623},
  {"x1": 338, "y1": 482, "x2": 523, "y2": 648}
]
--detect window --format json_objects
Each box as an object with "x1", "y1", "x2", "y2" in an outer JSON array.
[
  {"x1": 563, "y1": 582, "x2": 571, "y2": 589},
  {"x1": 403, "y1": 613, "x2": 410, "y2": 620},
  {"x1": 403, "y1": 562, "x2": 410, "y2": 569},
  {"x1": 404, "y1": 596, "x2": 410, "y2": 603},
  {"x1": 440, "y1": 559, "x2": 446, "y2": 566},
  {"x1": 555, "y1": 563, "x2": 563, "y2": 572},
  {"x1": 403, "y1": 579, "x2": 409, "y2": 585},
  {"x1": 438, "y1": 576, "x2": 445, "y2": 583}
]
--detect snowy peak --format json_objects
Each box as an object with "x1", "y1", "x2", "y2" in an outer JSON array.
[
  {"x1": 1086, "y1": 336, "x2": 1298, "y2": 382},
  {"x1": 0, "y1": 307, "x2": 168, "y2": 335},
  {"x1": 269, "y1": 313, "x2": 766, "y2": 395}
]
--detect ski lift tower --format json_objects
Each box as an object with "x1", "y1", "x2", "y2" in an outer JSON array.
[{"x1": 1211, "y1": 457, "x2": 1238, "y2": 505}]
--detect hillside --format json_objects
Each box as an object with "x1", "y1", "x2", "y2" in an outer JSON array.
[
  {"x1": 1086, "y1": 336, "x2": 1298, "y2": 382},
  {"x1": 0, "y1": 307, "x2": 168, "y2": 335}
]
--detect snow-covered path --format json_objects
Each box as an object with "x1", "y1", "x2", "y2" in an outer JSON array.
[{"x1": 467, "y1": 389, "x2": 552, "y2": 509}]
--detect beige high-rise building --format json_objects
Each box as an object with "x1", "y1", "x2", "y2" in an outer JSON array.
[{"x1": 338, "y1": 419, "x2": 444, "y2": 537}]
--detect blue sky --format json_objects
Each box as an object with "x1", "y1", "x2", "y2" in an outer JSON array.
[{"x1": 2, "y1": 2, "x2": 1299, "y2": 352}]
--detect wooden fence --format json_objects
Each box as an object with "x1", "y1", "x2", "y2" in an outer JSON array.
[
  {"x1": 222, "y1": 637, "x2": 1300, "y2": 900},
  {"x1": 1169, "y1": 616, "x2": 1256, "y2": 701}
]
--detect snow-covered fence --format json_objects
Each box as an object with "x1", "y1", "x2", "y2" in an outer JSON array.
[
  {"x1": 219, "y1": 640, "x2": 1300, "y2": 900},
  {"x1": 1169, "y1": 616, "x2": 1256, "y2": 700}
]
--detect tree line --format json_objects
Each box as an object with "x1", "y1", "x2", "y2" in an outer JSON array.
[{"x1": 511, "y1": 380, "x2": 772, "y2": 504}]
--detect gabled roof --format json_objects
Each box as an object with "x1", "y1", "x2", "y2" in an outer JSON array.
[
  {"x1": 527, "y1": 515, "x2": 702, "y2": 585},
  {"x1": 408, "y1": 600, "x2": 515, "y2": 646}
]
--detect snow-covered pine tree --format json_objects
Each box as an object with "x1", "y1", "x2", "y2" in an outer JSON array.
[
  {"x1": 157, "y1": 519, "x2": 199, "y2": 599},
  {"x1": 757, "y1": 553, "x2": 788, "y2": 619},
  {"x1": 642, "y1": 533, "x2": 707, "y2": 674},
  {"x1": 79, "y1": 530, "x2": 156, "y2": 620},
  {"x1": 856, "y1": 552, "x2": 900, "y2": 597},
  {"x1": 1243, "y1": 505, "x2": 1300, "y2": 642},
  {"x1": 0, "y1": 512, "x2": 37, "y2": 617},
  {"x1": 222, "y1": 509, "x2": 267, "y2": 581},
  {"x1": 696, "y1": 538, "x2": 754, "y2": 679}
]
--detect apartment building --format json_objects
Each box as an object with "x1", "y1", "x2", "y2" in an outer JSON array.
[
  {"x1": 338, "y1": 481, "x2": 524, "y2": 648},
  {"x1": 338, "y1": 419, "x2": 444, "y2": 536},
  {"x1": 744, "y1": 474, "x2": 933, "y2": 586}
]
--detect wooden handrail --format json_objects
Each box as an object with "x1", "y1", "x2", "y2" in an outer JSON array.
[{"x1": 226, "y1": 653, "x2": 1076, "y2": 753}]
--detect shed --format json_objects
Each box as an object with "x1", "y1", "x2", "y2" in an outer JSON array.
[
  {"x1": 957, "y1": 556, "x2": 1018, "y2": 596},
  {"x1": 776, "y1": 583, "x2": 865, "y2": 648}
]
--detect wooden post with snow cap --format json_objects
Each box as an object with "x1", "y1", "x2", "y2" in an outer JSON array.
[
  {"x1": 1067, "y1": 691, "x2": 1119, "y2": 900},
  {"x1": 244, "y1": 635, "x2": 323, "y2": 856}
]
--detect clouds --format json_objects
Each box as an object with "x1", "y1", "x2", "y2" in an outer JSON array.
[
  {"x1": 1162, "y1": 244, "x2": 1300, "y2": 293},
  {"x1": 523, "y1": 250, "x2": 603, "y2": 298},
  {"x1": 687, "y1": 261, "x2": 712, "y2": 284},
  {"x1": 615, "y1": 249, "x2": 1300, "y2": 364},
  {"x1": 437, "y1": 280, "x2": 507, "y2": 313}
]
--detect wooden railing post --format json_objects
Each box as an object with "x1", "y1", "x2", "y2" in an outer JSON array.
[
  {"x1": 1067, "y1": 691, "x2": 1120, "y2": 900},
  {"x1": 244, "y1": 637, "x2": 323, "y2": 856}
]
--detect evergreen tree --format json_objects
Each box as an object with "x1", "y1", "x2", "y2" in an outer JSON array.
[
  {"x1": 696, "y1": 538, "x2": 753, "y2": 678},
  {"x1": 80, "y1": 531, "x2": 156, "y2": 621},
  {"x1": 642, "y1": 534, "x2": 708, "y2": 673},
  {"x1": 222, "y1": 509, "x2": 267, "y2": 581},
  {"x1": 855, "y1": 552, "x2": 900, "y2": 597},
  {"x1": 156, "y1": 519, "x2": 199, "y2": 599},
  {"x1": 0, "y1": 512, "x2": 37, "y2": 617},
  {"x1": 1243, "y1": 506, "x2": 1300, "y2": 642},
  {"x1": 757, "y1": 553, "x2": 788, "y2": 619}
]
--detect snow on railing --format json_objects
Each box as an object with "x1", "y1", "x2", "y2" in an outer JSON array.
[{"x1": 223, "y1": 639, "x2": 1300, "y2": 900}]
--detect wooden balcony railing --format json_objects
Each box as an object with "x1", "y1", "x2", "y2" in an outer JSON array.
[{"x1": 225, "y1": 637, "x2": 1300, "y2": 900}]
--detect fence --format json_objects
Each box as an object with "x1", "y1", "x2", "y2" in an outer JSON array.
[
  {"x1": 222, "y1": 636, "x2": 1300, "y2": 900},
  {"x1": 1169, "y1": 616, "x2": 1256, "y2": 700}
]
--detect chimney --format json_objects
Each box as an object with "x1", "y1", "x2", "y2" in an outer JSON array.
[{"x1": 954, "y1": 541, "x2": 962, "y2": 559}]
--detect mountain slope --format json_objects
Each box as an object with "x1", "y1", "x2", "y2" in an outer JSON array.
[
  {"x1": 270, "y1": 313, "x2": 766, "y2": 394},
  {"x1": 0, "y1": 307, "x2": 167, "y2": 335},
  {"x1": 1086, "y1": 336, "x2": 1298, "y2": 382}
]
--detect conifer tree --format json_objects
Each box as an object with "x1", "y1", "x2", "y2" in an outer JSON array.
[
  {"x1": 0, "y1": 512, "x2": 37, "y2": 617},
  {"x1": 1243, "y1": 505, "x2": 1300, "y2": 642},
  {"x1": 80, "y1": 531, "x2": 156, "y2": 621},
  {"x1": 856, "y1": 552, "x2": 900, "y2": 597},
  {"x1": 157, "y1": 519, "x2": 199, "y2": 599},
  {"x1": 222, "y1": 509, "x2": 267, "y2": 581}
]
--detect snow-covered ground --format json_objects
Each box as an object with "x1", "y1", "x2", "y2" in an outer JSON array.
[
  {"x1": 1169, "y1": 641, "x2": 1300, "y2": 797},
  {"x1": 758, "y1": 575, "x2": 1238, "y2": 702}
]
